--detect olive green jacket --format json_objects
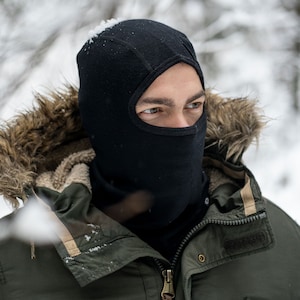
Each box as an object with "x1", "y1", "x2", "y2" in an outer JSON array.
[{"x1": 0, "y1": 87, "x2": 299, "y2": 299}]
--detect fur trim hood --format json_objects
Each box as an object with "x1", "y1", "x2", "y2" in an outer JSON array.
[{"x1": 0, "y1": 85, "x2": 265, "y2": 207}]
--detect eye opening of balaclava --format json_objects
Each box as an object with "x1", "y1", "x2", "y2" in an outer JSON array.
[
  {"x1": 77, "y1": 19, "x2": 209, "y2": 235},
  {"x1": 128, "y1": 56, "x2": 206, "y2": 136}
]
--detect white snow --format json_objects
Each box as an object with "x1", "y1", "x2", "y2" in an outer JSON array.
[
  {"x1": 84, "y1": 235, "x2": 92, "y2": 242},
  {"x1": 88, "y1": 18, "x2": 123, "y2": 43},
  {"x1": 0, "y1": 199, "x2": 60, "y2": 244}
]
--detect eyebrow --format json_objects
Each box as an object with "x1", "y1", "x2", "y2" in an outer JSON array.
[
  {"x1": 186, "y1": 90, "x2": 205, "y2": 104},
  {"x1": 137, "y1": 90, "x2": 205, "y2": 107}
]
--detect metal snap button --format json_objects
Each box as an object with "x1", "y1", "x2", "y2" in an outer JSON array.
[
  {"x1": 204, "y1": 197, "x2": 209, "y2": 206},
  {"x1": 198, "y1": 254, "x2": 206, "y2": 263}
]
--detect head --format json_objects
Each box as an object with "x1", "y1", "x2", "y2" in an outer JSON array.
[
  {"x1": 77, "y1": 19, "x2": 205, "y2": 138},
  {"x1": 77, "y1": 19, "x2": 208, "y2": 228}
]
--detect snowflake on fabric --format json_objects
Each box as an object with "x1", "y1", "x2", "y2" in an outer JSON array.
[{"x1": 88, "y1": 18, "x2": 122, "y2": 43}]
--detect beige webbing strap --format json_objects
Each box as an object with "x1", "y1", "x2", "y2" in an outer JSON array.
[{"x1": 240, "y1": 174, "x2": 257, "y2": 216}]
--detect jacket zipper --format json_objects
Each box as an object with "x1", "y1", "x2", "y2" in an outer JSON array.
[
  {"x1": 154, "y1": 258, "x2": 175, "y2": 300},
  {"x1": 161, "y1": 269, "x2": 175, "y2": 299},
  {"x1": 156, "y1": 211, "x2": 267, "y2": 299}
]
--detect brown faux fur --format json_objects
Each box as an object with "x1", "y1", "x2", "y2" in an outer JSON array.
[
  {"x1": 0, "y1": 85, "x2": 265, "y2": 207},
  {"x1": 205, "y1": 92, "x2": 265, "y2": 162}
]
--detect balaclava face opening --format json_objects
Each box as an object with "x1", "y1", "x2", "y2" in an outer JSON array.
[{"x1": 77, "y1": 19, "x2": 208, "y2": 233}]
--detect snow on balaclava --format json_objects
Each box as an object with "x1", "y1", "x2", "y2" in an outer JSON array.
[{"x1": 77, "y1": 19, "x2": 209, "y2": 251}]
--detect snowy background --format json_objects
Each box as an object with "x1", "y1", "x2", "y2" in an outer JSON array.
[{"x1": 0, "y1": 0, "x2": 299, "y2": 224}]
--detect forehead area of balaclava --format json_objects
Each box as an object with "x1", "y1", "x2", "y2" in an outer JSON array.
[{"x1": 77, "y1": 19, "x2": 204, "y2": 142}]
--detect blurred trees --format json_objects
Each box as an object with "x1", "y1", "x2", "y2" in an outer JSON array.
[
  {"x1": 280, "y1": 0, "x2": 299, "y2": 111},
  {"x1": 0, "y1": 0, "x2": 299, "y2": 111}
]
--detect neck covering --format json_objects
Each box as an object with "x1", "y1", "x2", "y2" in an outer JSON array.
[{"x1": 77, "y1": 19, "x2": 209, "y2": 257}]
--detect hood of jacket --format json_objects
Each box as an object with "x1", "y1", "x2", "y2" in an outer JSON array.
[{"x1": 0, "y1": 85, "x2": 265, "y2": 208}]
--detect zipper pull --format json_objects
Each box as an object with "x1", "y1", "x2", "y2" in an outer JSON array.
[{"x1": 161, "y1": 269, "x2": 175, "y2": 299}]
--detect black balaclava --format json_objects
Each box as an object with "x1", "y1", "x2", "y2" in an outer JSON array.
[{"x1": 77, "y1": 19, "x2": 209, "y2": 259}]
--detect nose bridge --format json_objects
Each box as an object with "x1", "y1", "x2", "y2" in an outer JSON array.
[{"x1": 168, "y1": 112, "x2": 189, "y2": 128}]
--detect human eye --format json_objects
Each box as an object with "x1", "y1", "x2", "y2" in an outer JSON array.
[
  {"x1": 142, "y1": 107, "x2": 160, "y2": 114},
  {"x1": 186, "y1": 101, "x2": 203, "y2": 110}
]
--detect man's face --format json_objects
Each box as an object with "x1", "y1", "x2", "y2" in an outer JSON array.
[{"x1": 135, "y1": 63, "x2": 205, "y2": 128}]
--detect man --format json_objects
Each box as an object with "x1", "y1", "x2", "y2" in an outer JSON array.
[{"x1": 0, "y1": 19, "x2": 299, "y2": 300}]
